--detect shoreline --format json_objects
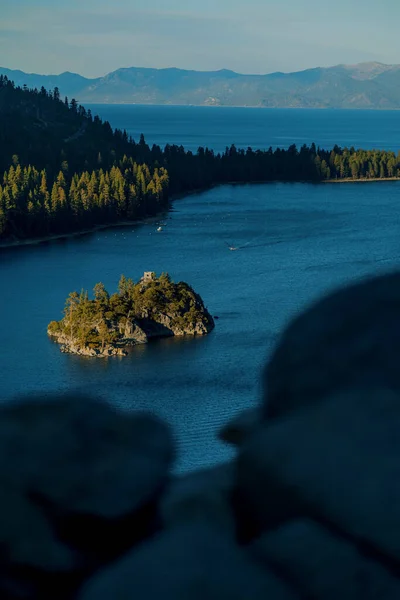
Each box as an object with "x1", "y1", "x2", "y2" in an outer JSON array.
[
  {"x1": 86, "y1": 102, "x2": 400, "y2": 111},
  {"x1": 0, "y1": 219, "x2": 150, "y2": 250},
  {"x1": 323, "y1": 177, "x2": 400, "y2": 184},
  {"x1": 0, "y1": 187, "x2": 210, "y2": 250},
  {"x1": 2, "y1": 177, "x2": 400, "y2": 249}
]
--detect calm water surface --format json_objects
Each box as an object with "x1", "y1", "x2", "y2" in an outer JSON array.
[
  {"x1": 2, "y1": 107, "x2": 400, "y2": 472},
  {"x1": 2, "y1": 181, "x2": 400, "y2": 471},
  {"x1": 88, "y1": 104, "x2": 400, "y2": 153}
]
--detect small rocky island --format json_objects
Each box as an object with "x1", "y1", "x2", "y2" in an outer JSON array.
[{"x1": 48, "y1": 272, "x2": 215, "y2": 357}]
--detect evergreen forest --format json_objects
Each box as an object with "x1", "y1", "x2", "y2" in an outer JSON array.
[{"x1": 1, "y1": 74, "x2": 400, "y2": 241}]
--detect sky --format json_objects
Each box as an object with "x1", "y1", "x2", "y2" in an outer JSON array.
[{"x1": 1, "y1": 0, "x2": 400, "y2": 77}]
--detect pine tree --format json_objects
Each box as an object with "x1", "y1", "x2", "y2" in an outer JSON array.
[{"x1": 93, "y1": 282, "x2": 110, "y2": 304}]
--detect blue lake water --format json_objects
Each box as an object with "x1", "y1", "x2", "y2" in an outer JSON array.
[
  {"x1": 2, "y1": 107, "x2": 400, "y2": 472},
  {"x1": 88, "y1": 104, "x2": 400, "y2": 153}
]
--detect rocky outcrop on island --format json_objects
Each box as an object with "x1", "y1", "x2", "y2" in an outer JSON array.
[
  {"x1": 47, "y1": 272, "x2": 214, "y2": 357},
  {"x1": 8, "y1": 270, "x2": 400, "y2": 598}
]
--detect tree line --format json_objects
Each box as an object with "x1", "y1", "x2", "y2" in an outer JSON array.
[
  {"x1": 0, "y1": 158, "x2": 168, "y2": 238},
  {"x1": 1, "y1": 75, "x2": 400, "y2": 241}
]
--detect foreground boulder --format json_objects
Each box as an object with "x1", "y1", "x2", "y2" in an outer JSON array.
[
  {"x1": 78, "y1": 523, "x2": 299, "y2": 600},
  {"x1": 0, "y1": 488, "x2": 79, "y2": 599},
  {"x1": 237, "y1": 387, "x2": 400, "y2": 564},
  {"x1": 0, "y1": 394, "x2": 174, "y2": 593},
  {"x1": 263, "y1": 271, "x2": 400, "y2": 419},
  {"x1": 250, "y1": 518, "x2": 400, "y2": 600},
  {"x1": 160, "y1": 462, "x2": 235, "y2": 535}
]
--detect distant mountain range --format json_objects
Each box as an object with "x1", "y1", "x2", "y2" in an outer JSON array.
[{"x1": 2, "y1": 62, "x2": 400, "y2": 109}]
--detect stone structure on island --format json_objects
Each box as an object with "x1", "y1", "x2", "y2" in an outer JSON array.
[
  {"x1": 142, "y1": 271, "x2": 156, "y2": 283},
  {"x1": 47, "y1": 272, "x2": 214, "y2": 357},
  {"x1": 4, "y1": 269, "x2": 400, "y2": 598}
]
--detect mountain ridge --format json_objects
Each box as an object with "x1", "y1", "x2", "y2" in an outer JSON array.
[{"x1": 2, "y1": 62, "x2": 400, "y2": 108}]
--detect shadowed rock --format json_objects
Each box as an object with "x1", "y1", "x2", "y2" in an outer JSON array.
[
  {"x1": 77, "y1": 522, "x2": 300, "y2": 600},
  {"x1": 0, "y1": 488, "x2": 80, "y2": 599},
  {"x1": 263, "y1": 270, "x2": 400, "y2": 419},
  {"x1": 237, "y1": 388, "x2": 400, "y2": 564},
  {"x1": 0, "y1": 394, "x2": 174, "y2": 590},
  {"x1": 160, "y1": 462, "x2": 235, "y2": 535},
  {"x1": 0, "y1": 489, "x2": 74, "y2": 572},
  {"x1": 250, "y1": 518, "x2": 400, "y2": 599}
]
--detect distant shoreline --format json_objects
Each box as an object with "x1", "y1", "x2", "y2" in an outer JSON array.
[
  {"x1": 85, "y1": 103, "x2": 400, "y2": 111},
  {"x1": 6, "y1": 62, "x2": 400, "y2": 111},
  {"x1": 323, "y1": 177, "x2": 400, "y2": 184}
]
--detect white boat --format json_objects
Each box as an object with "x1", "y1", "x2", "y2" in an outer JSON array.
[
  {"x1": 157, "y1": 226, "x2": 163, "y2": 232},
  {"x1": 225, "y1": 241, "x2": 238, "y2": 251}
]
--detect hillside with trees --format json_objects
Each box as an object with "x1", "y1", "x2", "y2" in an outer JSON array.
[
  {"x1": 0, "y1": 75, "x2": 169, "y2": 239},
  {"x1": 48, "y1": 272, "x2": 215, "y2": 357},
  {"x1": 1, "y1": 75, "x2": 400, "y2": 242}
]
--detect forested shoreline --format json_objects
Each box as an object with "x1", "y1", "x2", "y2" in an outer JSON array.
[
  {"x1": 1, "y1": 74, "x2": 400, "y2": 242},
  {"x1": 1, "y1": 159, "x2": 169, "y2": 239}
]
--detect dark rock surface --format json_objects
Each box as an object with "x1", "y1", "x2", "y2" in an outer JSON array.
[
  {"x1": 250, "y1": 518, "x2": 400, "y2": 600},
  {"x1": 237, "y1": 388, "x2": 400, "y2": 561},
  {"x1": 160, "y1": 462, "x2": 235, "y2": 535},
  {"x1": 0, "y1": 395, "x2": 173, "y2": 518},
  {"x1": 0, "y1": 395, "x2": 173, "y2": 597},
  {"x1": 263, "y1": 271, "x2": 400, "y2": 419},
  {"x1": 78, "y1": 522, "x2": 299, "y2": 600}
]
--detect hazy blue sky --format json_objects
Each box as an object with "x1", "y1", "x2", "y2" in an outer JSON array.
[{"x1": 1, "y1": 0, "x2": 400, "y2": 76}]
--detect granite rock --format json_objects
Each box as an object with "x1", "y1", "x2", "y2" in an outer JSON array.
[
  {"x1": 250, "y1": 518, "x2": 400, "y2": 599},
  {"x1": 263, "y1": 271, "x2": 400, "y2": 419},
  {"x1": 0, "y1": 394, "x2": 174, "y2": 563},
  {"x1": 78, "y1": 522, "x2": 299, "y2": 600},
  {"x1": 237, "y1": 388, "x2": 400, "y2": 563},
  {"x1": 160, "y1": 462, "x2": 235, "y2": 534}
]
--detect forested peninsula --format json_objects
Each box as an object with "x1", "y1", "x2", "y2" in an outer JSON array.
[
  {"x1": 48, "y1": 272, "x2": 214, "y2": 357},
  {"x1": 1, "y1": 74, "x2": 400, "y2": 243}
]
